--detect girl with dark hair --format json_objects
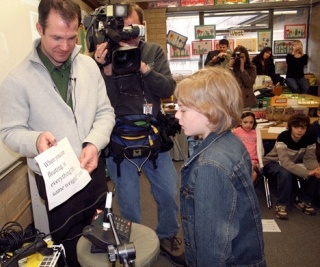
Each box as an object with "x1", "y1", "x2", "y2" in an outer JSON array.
[
  {"x1": 229, "y1": 45, "x2": 257, "y2": 109},
  {"x1": 252, "y1": 47, "x2": 285, "y2": 86},
  {"x1": 233, "y1": 112, "x2": 259, "y2": 182}
]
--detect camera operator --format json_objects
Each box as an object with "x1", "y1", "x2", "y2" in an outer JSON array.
[
  {"x1": 94, "y1": 2, "x2": 186, "y2": 266},
  {"x1": 228, "y1": 45, "x2": 257, "y2": 109}
]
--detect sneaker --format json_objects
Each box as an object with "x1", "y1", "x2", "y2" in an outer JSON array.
[
  {"x1": 275, "y1": 205, "x2": 288, "y2": 220},
  {"x1": 160, "y1": 236, "x2": 187, "y2": 267},
  {"x1": 294, "y1": 200, "x2": 316, "y2": 215}
]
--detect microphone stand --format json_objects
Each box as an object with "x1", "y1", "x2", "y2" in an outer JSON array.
[{"x1": 104, "y1": 192, "x2": 136, "y2": 267}]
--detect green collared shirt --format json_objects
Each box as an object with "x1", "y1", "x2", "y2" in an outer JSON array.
[{"x1": 37, "y1": 45, "x2": 73, "y2": 109}]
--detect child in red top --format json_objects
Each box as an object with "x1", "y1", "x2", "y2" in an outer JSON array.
[{"x1": 233, "y1": 112, "x2": 258, "y2": 182}]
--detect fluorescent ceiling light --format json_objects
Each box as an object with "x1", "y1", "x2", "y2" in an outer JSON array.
[{"x1": 274, "y1": 10, "x2": 297, "y2": 15}]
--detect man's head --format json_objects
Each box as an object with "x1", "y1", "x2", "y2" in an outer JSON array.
[
  {"x1": 218, "y1": 39, "x2": 229, "y2": 53},
  {"x1": 122, "y1": 2, "x2": 144, "y2": 46},
  {"x1": 37, "y1": 0, "x2": 81, "y2": 66}
]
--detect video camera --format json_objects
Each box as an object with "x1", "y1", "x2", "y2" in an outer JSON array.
[
  {"x1": 83, "y1": 4, "x2": 145, "y2": 75},
  {"x1": 235, "y1": 51, "x2": 241, "y2": 64}
]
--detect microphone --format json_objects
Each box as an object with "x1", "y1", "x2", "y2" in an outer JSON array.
[{"x1": 103, "y1": 192, "x2": 113, "y2": 231}]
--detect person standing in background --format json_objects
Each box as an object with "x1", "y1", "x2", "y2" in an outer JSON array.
[
  {"x1": 204, "y1": 39, "x2": 232, "y2": 67},
  {"x1": 285, "y1": 40, "x2": 309, "y2": 94},
  {"x1": 229, "y1": 45, "x2": 257, "y2": 109},
  {"x1": 174, "y1": 67, "x2": 266, "y2": 267},
  {"x1": 94, "y1": 2, "x2": 186, "y2": 266},
  {"x1": 0, "y1": 0, "x2": 115, "y2": 266}
]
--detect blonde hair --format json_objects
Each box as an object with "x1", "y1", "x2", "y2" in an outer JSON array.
[
  {"x1": 174, "y1": 67, "x2": 243, "y2": 133},
  {"x1": 293, "y1": 40, "x2": 303, "y2": 54}
]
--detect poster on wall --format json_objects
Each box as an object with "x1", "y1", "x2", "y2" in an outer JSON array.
[
  {"x1": 213, "y1": 39, "x2": 235, "y2": 50},
  {"x1": 194, "y1": 25, "x2": 216, "y2": 40},
  {"x1": 192, "y1": 40, "x2": 212, "y2": 55},
  {"x1": 215, "y1": 0, "x2": 248, "y2": 4},
  {"x1": 235, "y1": 38, "x2": 257, "y2": 52},
  {"x1": 284, "y1": 24, "x2": 306, "y2": 39},
  {"x1": 273, "y1": 40, "x2": 294, "y2": 54},
  {"x1": 181, "y1": 0, "x2": 207, "y2": 6},
  {"x1": 166, "y1": 30, "x2": 188, "y2": 49},
  {"x1": 169, "y1": 44, "x2": 191, "y2": 59},
  {"x1": 257, "y1": 29, "x2": 272, "y2": 51}
]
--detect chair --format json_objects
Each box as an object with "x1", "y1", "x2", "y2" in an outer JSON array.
[
  {"x1": 255, "y1": 130, "x2": 305, "y2": 209},
  {"x1": 256, "y1": 128, "x2": 272, "y2": 209}
]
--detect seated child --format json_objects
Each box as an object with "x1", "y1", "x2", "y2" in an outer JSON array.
[
  {"x1": 233, "y1": 111, "x2": 259, "y2": 182},
  {"x1": 263, "y1": 113, "x2": 320, "y2": 220}
]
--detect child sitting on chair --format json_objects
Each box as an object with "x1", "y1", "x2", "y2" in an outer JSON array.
[
  {"x1": 263, "y1": 113, "x2": 320, "y2": 220},
  {"x1": 233, "y1": 111, "x2": 259, "y2": 182}
]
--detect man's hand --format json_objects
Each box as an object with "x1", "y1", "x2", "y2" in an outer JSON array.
[
  {"x1": 36, "y1": 131, "x2": 57, "y2": 153},
  {"x1": 79, "y1": 143, "x2": 99, "y2": 173},
  {"x1": 95, "y1": 42, "x2": 112, "y2": 75},
  {"x1": 308, "y1": 167, "x2": 320, "y2": 178},
  {"x1": 218, "y1": 52, "x2": 227, "y2": 58}
]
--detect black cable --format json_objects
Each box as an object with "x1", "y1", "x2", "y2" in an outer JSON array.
[
  {"x1": 43, "y1": 190, "x2": 109, "y2": 241},
  {"x1": 0, "y1": 191, "x2": 109, "y2": 267},
  {"x1": 0, "y1": 222, "x2": 24, "y2": 253}
]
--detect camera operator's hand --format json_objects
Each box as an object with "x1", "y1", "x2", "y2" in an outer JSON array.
[
  {"x1": 140, "y1": 62, "x2": 151, "y2": 74},
  {"x1": 95, "y1": 42, "x2": 112, "y2": 75},
  {"x1": 240, "y1": 57, "x2": 245, "y2": 72},
  {"x1": 229, "y1": 57, "x2": 235, "y2": 68}
]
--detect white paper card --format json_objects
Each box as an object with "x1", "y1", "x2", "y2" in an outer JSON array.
[
  {"x1": 262, "y1": 219, "x2": 281, "y2": 232},
  {"x1": 267, "y1": 127, "x2": 287, "y2": 134},
  {"x1": 35, "y1": 137, "x2": 91, "y2": 211}
]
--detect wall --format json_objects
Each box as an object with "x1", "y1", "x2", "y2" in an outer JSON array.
[
  {"x1": 0, "y1": 0, "x2": 39, "y2": 229},
  {"x1": 308, "y1": 3, "x2": 320, "y2": 90},
  {"x1": 144, "y1": 8, "x2": 168, "y2": 54},
  {"x1": 0, "y1": 161, "x2": 32, "y2": 228}
]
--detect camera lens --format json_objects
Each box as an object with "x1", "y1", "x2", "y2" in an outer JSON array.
[
  {"x1": 112, "y1": 46, "x2": 141, "y2": 75},
  {"x1": 114, "y1": 50, "x2": 134, "y2": 69}
]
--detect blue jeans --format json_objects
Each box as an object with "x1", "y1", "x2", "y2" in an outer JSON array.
[
  {"x1": 263, "y1": 162, "x2": 315, "y2": 206},
  {"x1": 286, "y1": 77, "x2": 309, "y2": 94},
  {"x1": 106, "y1": 151, "x2": 179, "y2": 239}
]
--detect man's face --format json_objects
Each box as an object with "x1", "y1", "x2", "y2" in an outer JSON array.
[
  {"x1": 219, "y1": 44, "x2": 228, "y2": 53},
  {"x1": 36, "y1": 10, "x2": 78, "y2": 66},
  {"x1": 123, "y1": 11, "x2": 143, "y2": 47}
]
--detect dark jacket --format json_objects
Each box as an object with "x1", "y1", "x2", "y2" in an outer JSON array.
[
  {"x1": 103, "y1": 40, "x2": 176, "y2": 117},
  {"x1": 232, "y1": 63, "x2": 257, "y2": 108},
  {"x1": 252, "y1": 55, "x2": 285, "y2": 85}
]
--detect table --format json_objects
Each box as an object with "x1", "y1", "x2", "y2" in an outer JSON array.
[
  {"x1": 259, "y1": 117, "x2": 319, "y2": 140},
  {"x1": 276, "y1": 94, "x2": 320, "y2": 109},
  {"x1": 77, "y1": 223, "x2": 160, "y2": 267}
]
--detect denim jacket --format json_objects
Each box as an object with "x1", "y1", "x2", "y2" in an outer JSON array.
[{"x1": 180, "y1": 131, "x2": 266, "y2": 267}]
